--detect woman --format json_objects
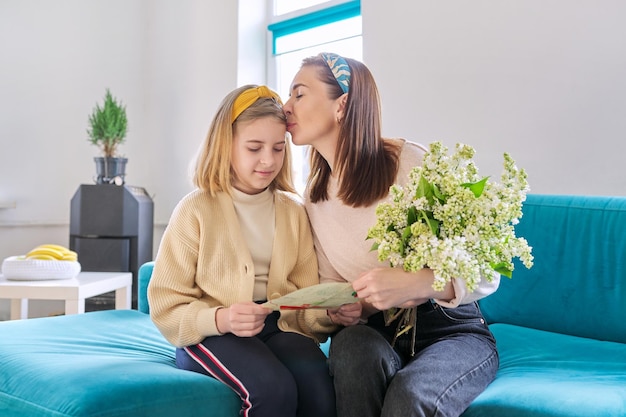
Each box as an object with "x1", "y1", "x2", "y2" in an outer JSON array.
[{"x1": 283, "y1": 53, "x2": 499, "y2": 417}]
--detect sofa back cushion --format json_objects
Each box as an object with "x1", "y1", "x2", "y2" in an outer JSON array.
[{"x1": 479, "y1": 194, "x2": 626, "y2": 344}]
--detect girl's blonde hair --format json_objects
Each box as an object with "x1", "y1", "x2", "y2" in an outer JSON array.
[{"x1": 193, "y1": 84, "x2": 296, "y2": 195}]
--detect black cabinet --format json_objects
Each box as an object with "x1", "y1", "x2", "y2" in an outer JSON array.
[{"x1": 69, "y1": 184, "x2": 154, "y2": 309}]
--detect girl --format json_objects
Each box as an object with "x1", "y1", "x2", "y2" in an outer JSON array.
[
  {"x1": 283, "y1": 54, "x2": 499, "y2": 417},
  {"x1": 148, "y1": 84, "x2": 336, "y2": 417}
]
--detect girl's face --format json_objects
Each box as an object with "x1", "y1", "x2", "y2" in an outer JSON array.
[
  {"x1": 283, "y1": 65, "x2": 342, "y2": 148},
  {"x1": 231, "y1": 117, "x2": 287, "y2": 195}
]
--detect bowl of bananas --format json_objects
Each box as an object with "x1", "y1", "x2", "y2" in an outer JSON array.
[{"x1": 1, "y1": 244, "x2": 81, "y2": 281}]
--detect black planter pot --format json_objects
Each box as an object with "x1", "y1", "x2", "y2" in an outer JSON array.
[{"x1": 94, "y1": 157, "x2": 128, "y2": 185}]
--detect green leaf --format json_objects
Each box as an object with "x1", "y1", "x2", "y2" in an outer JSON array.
[
  {"x1": 370, "y1": 242, "x2": 379, "y2": 252},
  {"x1": 402, "y1": 226, "x2": 412, "y2": 241},
  {"x1": 418, "y1": 210, "x2": 440, "y2": 236},
  {"x1": 461, "y1": 176, "x2": 489, "y2": 198},
  {"x1": 425, "y1": 217, "x2": 440, "y2": 236},
  {"x1": 491, "y1": 262, "x2": 512, "y2": 278},
  {"x1": 416, "y1": 175, "x2": 435, "y2": 205},
  {"x1": 433, "y1": 184, "x2": 446, "y2": 203},
  {"x1": 407, "y1": 206, "x2": 418, "y2": 225}
]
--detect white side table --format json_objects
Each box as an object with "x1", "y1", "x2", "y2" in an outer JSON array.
[{"x1": 0, "y1": 271, "x2": 132, "y2": 320}]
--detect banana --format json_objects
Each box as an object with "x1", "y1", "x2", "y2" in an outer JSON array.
[
  {"x1": 26, "y1": 247, "x2": 64, "y2": 259},
  {"x1": 37, "y1": 244, "x2": 70, "y2": 253},
  {"x1": 24, "y1": 244, "x2": 78, "y2": 262},
  {"x1": 26, "y1": 254, "x2": 57, "y2": 261},
  {"x1": 62, "y1": 252, "x2": 78, "y2": 261}
]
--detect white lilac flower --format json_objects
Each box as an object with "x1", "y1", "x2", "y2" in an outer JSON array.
[{"x1": 367, "y1": 141, "x2": 534, "y2": 293}]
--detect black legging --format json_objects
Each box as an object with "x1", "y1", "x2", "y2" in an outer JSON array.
[{"x1": 176, "y1": 311, "x2": 336, "y2": 417}]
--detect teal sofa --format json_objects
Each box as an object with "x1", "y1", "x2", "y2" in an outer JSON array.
[
  {"x1": 1, "y1": 194, "x2": 626, "y2": 416},
  {"x1": 0, "y1": 261, "x2": 243, "y2": 417},
  {"x1": 462, "y1": 194, "x2": 626, "y2": 417}
]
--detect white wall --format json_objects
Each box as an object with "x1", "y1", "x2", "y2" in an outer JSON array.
[
  {"x1": 1, "y1": 0, "x2": 625, "y2": 318},
  {"x1": 0, "y1": 0, "x2": 243, "y2": 318},
  {"x1": 363, "y1": 0, "x2": 626, "y2": 195}
]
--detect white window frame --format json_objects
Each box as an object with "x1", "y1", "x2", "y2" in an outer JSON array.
[{"x1": 266, "y1": 0, "x2": 362, "y2": 192}]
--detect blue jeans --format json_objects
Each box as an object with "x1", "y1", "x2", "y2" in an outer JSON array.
[{"x1": 328, "y1": 300, "x2": 498, "y2": 417}]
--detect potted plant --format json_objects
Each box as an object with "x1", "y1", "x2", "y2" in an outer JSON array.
[{"x1": 87, "y1": 88, "x2": 129, "y2": 185}]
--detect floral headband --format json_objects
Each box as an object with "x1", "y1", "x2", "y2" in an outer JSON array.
[
  {"x1": 231, "y1": 85, "x2": 283, "y2": 123},
  {"x1": 320, "y1": 52, "x2": 350, "y2": 94}
]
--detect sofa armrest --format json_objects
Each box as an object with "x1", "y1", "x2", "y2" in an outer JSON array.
[{"x1": 138, "y1": 261, "x2": 155, "y2": 314}]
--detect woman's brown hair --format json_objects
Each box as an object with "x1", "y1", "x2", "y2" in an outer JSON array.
[
  {"x1": 193, "y1": 84, "x2": 296, "y2": 196},
  {"x1": 304, "y1": 55, "x2": 400, "y2": 207}
]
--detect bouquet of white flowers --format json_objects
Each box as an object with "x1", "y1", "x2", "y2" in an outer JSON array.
[{"x1": 367, "y1": 141, "x2": 533, "y2": 352}]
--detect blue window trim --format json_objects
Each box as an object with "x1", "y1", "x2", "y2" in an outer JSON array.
[{"x1": 268, "y1": 0, "x2": 361, "y2": 55}]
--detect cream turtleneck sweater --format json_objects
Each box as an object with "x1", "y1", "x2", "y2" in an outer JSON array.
[{"x1": 231, "y1": 188, "x2": 274, "y2": 301}]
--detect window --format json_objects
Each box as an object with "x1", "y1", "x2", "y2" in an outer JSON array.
[{"x1": 268, "y1": 0, "x2": 362, "y2": 192}]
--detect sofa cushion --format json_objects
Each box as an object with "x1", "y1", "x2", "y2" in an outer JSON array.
[
  {"x1": 0, "y1": 310, "x2": 240, "y2": 417},
  {"x1": 462, "y1": 323, "x2": 626, "y2": 417},
  {"x1": 479, "y1": 194, "x2": 626, "y2": 344}
]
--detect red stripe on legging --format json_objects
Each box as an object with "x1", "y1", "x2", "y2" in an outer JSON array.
[{"x1": 184, "y1": 344, "x2": 253, "y2": 416}]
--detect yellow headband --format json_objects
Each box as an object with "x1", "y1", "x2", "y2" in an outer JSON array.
[{"x1": 231, "y1": 85, "x2": 283, "y2": 123}]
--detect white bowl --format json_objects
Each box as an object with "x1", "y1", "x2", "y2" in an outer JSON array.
[{"x1": 1, "y1": 256, "x2": 82, "y2": 281}]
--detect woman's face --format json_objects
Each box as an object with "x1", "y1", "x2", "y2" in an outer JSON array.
[
  {"x1": 283, "y1": 65, "x2": 342, "y2": 148},
  {"x1": 231, "y1": 117, "x2": 287, "y2": 195}
]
